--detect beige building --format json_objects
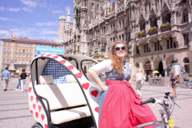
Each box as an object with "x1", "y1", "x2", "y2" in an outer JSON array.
[
  {"x1": 62, "y1": 0, "x2": 192, "y2": 76},
  {"x1": 0, "y1": 38, "x2": 63, "y2": 73}
]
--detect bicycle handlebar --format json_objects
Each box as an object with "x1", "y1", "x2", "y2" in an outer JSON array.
[{"x1": 140, "y1": 97, "x2": 156, "y2": 105}]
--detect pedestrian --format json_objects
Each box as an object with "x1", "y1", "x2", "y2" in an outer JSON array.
[
  {"x1": 1, "y1": 67, "x2": 11, "y2": 91},
  {"x1": 88, "y1": 41, "x2": 157, "y2": 128},
  {"x1": 168, "y1": 71, "x2": 179, "y2": 97},
  {"x1": 20, "y1": 69, "x2": 27, "y2": 93},
  {"x1": 134, "y1": 68, "x2": 145, "y2": 98},
  {"x1": 11, "y1": 72, "x2": 14, "y2": 78},
  {"x1": 15, "y1": 70, "x2": 21, "y2": 91}
]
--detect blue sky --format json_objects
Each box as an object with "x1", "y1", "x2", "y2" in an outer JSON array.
[
  {"x1": 0, "y1": 0, "x2": 116, "y2": 42},
  {"x1": 0, "y1": 0, "x2": 74, "y2": 42}
]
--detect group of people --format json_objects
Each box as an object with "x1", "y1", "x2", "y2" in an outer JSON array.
[{"x1": 1, "y1": 68, "x2": 27, "y2": 92}]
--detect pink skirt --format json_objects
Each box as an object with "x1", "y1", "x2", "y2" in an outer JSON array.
[{"x1": 99, "y1": 80, "x2": 157, "y2": 128}]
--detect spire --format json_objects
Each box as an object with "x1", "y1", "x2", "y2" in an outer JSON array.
[{"x1": 67, "y1": 7, "x2": 70, "y2": 16}]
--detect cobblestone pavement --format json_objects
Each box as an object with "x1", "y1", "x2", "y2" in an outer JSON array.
[{"x1": 0, "y1": 78, "x2": 191, "y2": 128}]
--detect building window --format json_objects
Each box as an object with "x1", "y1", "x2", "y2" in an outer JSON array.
[
  {"x1": 144, "y1": 44, "x2": 150, "y2": 53},
  {"x1": 15, "y1": 49, "x2": 18, "y2": 52},
  {"x1": 4, "y1": 48, "x2": 6, "y2": 51},
  {"x1": 23, "y1": 49, "x2": 25, "y2": 52},
  {"x1": 3, "y1": 53, "x2": 6, "y2": 57},
  {"x1": 15, "y1": 59, "x2": 17, "y2": 63},
  {"x1": 7, "y1": 53, "x2": 10, "y2": 57},
  {"x1": 22, "y1": 60, "x2": 25, "y2": 64},
  {"x1": 97, "y1": 5, "x2": 99, "y2": 11},
  {"x1": 4, "y1": 42, "x2": 6, "y2": 45},
  {"x1": 8, "y1": 43, "x2": 10, "y2": 46},
  {"x1": 30, "y1": 44, "x2": 33, "y2": 47},
  {"x1": 8, "y1": 48, "x2": 10, "y2": 51},
  {"x1": 155, "y1": 41, "x2": 162, "y2": 51},
  {"x1": 19, "y1": 54, "x2": 22, "y2": 57},
  {"x1": 16, "y1": 43, "x2": 18, "y2": 46},
  {"x1": 7, "y1": 59, "x2": 9, "y2": 63},
  {"x1": 3, "y1": 59, "x2": 5, "y2": 63},
  {"x1": 184, "y1": 58, "x2": 190, "y2": 73},
  {"x1": 30, "y1": 55, "x2": 32, "y2": 58},
  {"x1": 27, "y1": 44, "x2": 29, "y2": 47},
  {"x1": 26, "y1": 54, "x2": 28, "y2": 58},
  {"x1": 23, "y1": 54, "x2": 25, "y2": 57},
  {"x1": 183, "y1": 9, "x2": 188, "y2": 23},
  {"x1": 19, "y1": 60, "x2": 21, "y2": 64},
  {"x1": 20, "y1": 44, "x2": 22, "y2": 47},
  {"x1": 26, "y1": 60, "x2": 28, "y2": 64},
  {"x1": 27, "y1": 50, "x2": 29, "y2": 53},
  {"x1": 15, "y1": 54, "x2": 17, "y2": 57},
  {"x1": 92, "y1": 3, "x2": 94, "y2": 9},
  {"x1": 183, "y1": 33, "x2": 189, "y2": 46},
  {"x1": 136, "y1": 46, "x2": 140, "y2": 54},
  {"x1": 23, "y1": 44, "x2": 25, "y2": 47},
  {"x1": 19, "y1": 49, "x2": 21, "y2": 52},
  {"x1": 30, "y1": 50, "x2": 32, "y2": 53}
]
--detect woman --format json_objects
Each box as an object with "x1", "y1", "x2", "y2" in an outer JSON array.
[
  {"x1": 134, "y1": 69, "x2": 144, "y2": 98},
  {"x1": 88, "y1": 41, "x2": 157, "y2": 128},
  {"x1": 20, "y1": 69, "x2": 27, "y2": 93},
  {"x1": 168, "y1": 71, "x2": 179, "y2": 97}
]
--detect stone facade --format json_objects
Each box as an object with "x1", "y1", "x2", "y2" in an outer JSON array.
[{"x1": 62, "y1": 0, "x2": 192, "y2": 76}]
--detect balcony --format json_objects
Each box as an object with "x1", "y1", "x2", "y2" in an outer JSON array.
[
  {"x1": 160, "y1": 22, "x2": 171, "y2": 32},
  {"x1": 148, "y1": 27, "x2": 158, "y2": 35},
  {"x1": 137, "y1": 30, "x2": 146, "y2": 39}
]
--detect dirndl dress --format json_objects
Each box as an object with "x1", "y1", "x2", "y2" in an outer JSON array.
[{"x1": 98, "y1": 62, "x2": 157, "y2": 128}]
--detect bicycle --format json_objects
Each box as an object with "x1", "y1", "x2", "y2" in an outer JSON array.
[
  {"x1": 136, "y1": 92, "x2": 180, "y2": 128},
  {"x1": 183, "y1": 77, "x2": 192, "y2": 89}
]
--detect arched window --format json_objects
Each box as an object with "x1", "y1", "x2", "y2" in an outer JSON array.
[
  {"x1": 136, "y1": 63, "x2": 139, "y2": 68},
  {"x1": 149, "y1": 2, "x2": 151, "y2": 11},
  {"x1": 184, "y1": 58, "x2": 190, "y2": 73},
  {"x1": 183, "y1": 9, "x2": 188, "y2": 23},
  {"x1": 140, "y1": 21, "x2": 145, "y2": 31}
]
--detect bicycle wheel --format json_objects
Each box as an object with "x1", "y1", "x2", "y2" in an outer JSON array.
[{"x1": 187, "y1": 82, "x2": 192, "y2": 89}]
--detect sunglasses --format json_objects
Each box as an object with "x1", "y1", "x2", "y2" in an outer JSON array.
[{"x1": 114, "y1": 46, "x2": 126, "y2": 51}]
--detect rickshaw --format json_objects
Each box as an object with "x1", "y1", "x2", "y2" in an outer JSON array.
[{"x1": 29, "y1": 53, "x2": 102, "y2": 128}]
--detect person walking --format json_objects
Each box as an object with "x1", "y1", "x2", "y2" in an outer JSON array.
[
  {"x1": 88, "y1": 41, "x2": 157, "y2": 128},
  {"x1": 20, "y1": 69, "x2": 27, "y2": 93},
  {"x1": 15, "y1": 70, "x2": 21, "y2": 91},
  {"x1": 134, "y1": 69, "x2": 145, "y2": 98},
  {"x1": 1, "y1": 67, "x2": 11, "y2": 91},
  {"x1": 168, "y1": 71, "x2": 179, "y2": 97}
]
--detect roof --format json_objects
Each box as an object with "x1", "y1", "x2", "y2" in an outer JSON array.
[
  {"x1": 1, "y1": 38, "x2": 60, "y2": 45},
  {"x1": 59, "y1": 15, "x2": 66, "y2": 20}
]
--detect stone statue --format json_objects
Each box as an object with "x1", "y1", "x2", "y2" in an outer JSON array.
[
  {"x1": 75, "y1": 4, "x2": 81, "y2": 29},
  {"x1": 12, "y1": 34, "x2": 15, "y2": 40}
]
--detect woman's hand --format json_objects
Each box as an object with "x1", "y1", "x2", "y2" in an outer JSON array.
[{"x1": 101, "y1": 85, "x2": 108, "y2": 92}]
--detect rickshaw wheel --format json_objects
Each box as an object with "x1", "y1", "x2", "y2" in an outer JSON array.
[{"x1": 31, "y1": 123, "x2": 43, "y2": 128}]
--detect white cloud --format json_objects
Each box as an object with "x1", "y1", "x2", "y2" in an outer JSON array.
[
  {"x1": 0, "y1": 7, "x2": 5, "y2": 11},
  {"x1": 52, "y1": 10, "x2": 63, "y2": 14},
  {"x1": 35, "y1": 22, "x2": 57, "y2": 26},
  {"x1": 0, "y1": 30, "x2": 10, "y2": 36},
  {"x1": 22, "y1": 7, "x2": 33, "y2": 12},
  {"x1": 8, "y1": 8, "x2": 21, "y2": 12},
  {"x1": 0, "y1": 17, "x2": 9, "y2": 21},
  {"x1": 40, "y1": 30, "x2": 57, "y2": 35},
  {"x1": 20, "y1": 0, "x2": 38, "y2": 8}
]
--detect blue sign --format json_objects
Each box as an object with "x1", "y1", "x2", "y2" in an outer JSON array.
[{"x1": 36, "y1": 46, "x2": 64, "y2": 55}]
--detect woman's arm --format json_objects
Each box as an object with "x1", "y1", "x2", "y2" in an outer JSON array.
[
  {"x1": 174, "y1": 75, "x2": 179, "y2": 84},
  {"x1": 88, "y1": 68, "x2": 108, "y2": 91}
]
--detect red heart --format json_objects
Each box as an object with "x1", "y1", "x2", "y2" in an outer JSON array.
[
  {"x1": 29, "y1": 87, "x2": 32, "y2": 93},
  {"x1": 30, "y1": 110, "x2": 33, "y2": 114},
  {"x1": 41, "y1": 53, "x2": 46, "y2": 56},
  {"x1": 36, "y1": 97, "x2": 39, "y2": 103},
  {"x1": 41, "y1": 114, "x2": 45, "y2": 121},
  {"x1": 82, "y1": 83, "x2": 90, "y2": 90},
  {"x1": 47, "y1": 54, "x2": 52, "y2": 56},
  {"x1": 33, "y1": 104, "x2": 36, "y2": 110},
  {"x1": 29, "y1": 77, "x2": 31, "y2": 82},
  {"x1": 35, "y1": 112, "x2": 39, "y2": 118},
  {"x1": 30, "y1": 96, "x2": 33, "y2": 101},
  {"x1": 45, "y1": 124, "x2": 48, "y2": 128},
  {"x1": 68, "y1": 65, "x2": 74, "y2": 70},
  {"x1": 75, "y1": 73, "x2": 82, "y2": 79},
  {"x1": 95, "y1": 107, "x2": 99, "y2": 113},
  {"x1": 53, "y1": 56, "x2": 59, "y2": 59},
  {"x1": 38, "y1": 105, "x2": 41, "y2": 112},
  {"x1": 60, "y1": 60, "x2": 66, "y2": 64},
  {"x1": 91, "y1": 90, "x2": 98, "y2": 97}
]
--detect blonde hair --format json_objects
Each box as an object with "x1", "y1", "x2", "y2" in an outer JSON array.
[
  {"x1": 109, "y1": 41, "x2": 127, "y2": 75},
  {"x1": 137, "y1": 68, "x2": 142, "y2": 73}
]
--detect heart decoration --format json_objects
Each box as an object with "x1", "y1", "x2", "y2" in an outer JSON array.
[
  {"x1": 36, "y1": 97, "x2": 39, "y2": 103},
  {"x1": 30, "y1": 110, "x2": 33, "y2": 114},
  {"x1": 60, "y1": 60, "x2": 66, "y2": 64},
  {"x1": 53, "y1": 56, "x2": 59, "y2": 59},
  {"x1": 41, "y1": 53, "x2": 46, "y2": 56},
  {"x1": 41, "y1": 114, "x2": 45, "y2": 121},
  {"x1": 45, "y1": 124, "x2": 48, "y2": 128},
  {"x1": 95, "y1": 107, "x2": 99, "y2": 113},
  {"x1": 82, "y1": 83, "x2": 90, "y2": 90},
  {"x1": 29, "y1": 77, "x2": 31, "y2": 82},
  {"x1": 38, "y1": 105, "x2": 41, "y2": 112},
  {"x1": 33, "y1": 104, "x2": 36, "y2": 110},
  {"x1": 35, "y1": 112, "x2": 39, "y2": 118},
  {"x1": 30, "y1": 96, "x2": 33, "y2": 101},
  {"x1": 46, "y1": 54, "x2": 52, "y2": 57},
  {"x1": 29, "y1": 87, "x2": 32, "y2": 93},
  {"x1": 68, "y1": 65, "x2": 74, "y2": 70},
  {"x1": 91, "y1": 90, "x2": 98, "y2": 97},
  {"x1": 75, "y1": 73, "x2": 82, "y2": 79}
]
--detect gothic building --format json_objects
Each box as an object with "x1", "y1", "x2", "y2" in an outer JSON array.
[{"x1": 62, "y1": 0, "x2": 192, "y2": 76}]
